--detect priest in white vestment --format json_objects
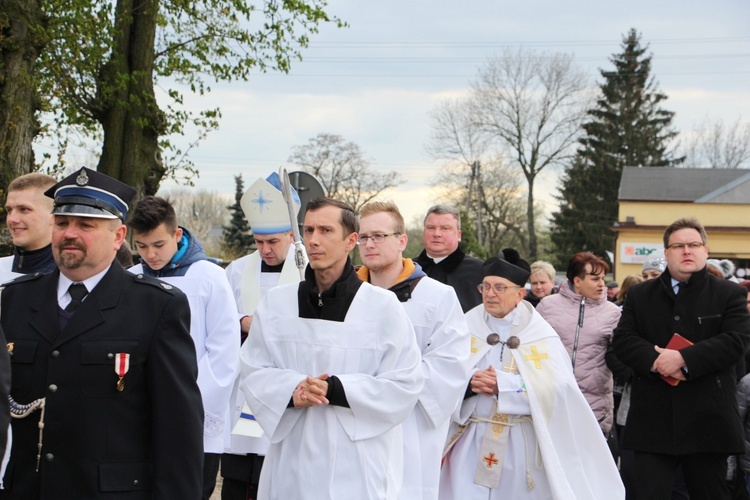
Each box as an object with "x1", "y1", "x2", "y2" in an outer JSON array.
[
  {"x1": 439, "y1": 250, "x2": 624, "y2": 500},
  {"x1": 240, "y1": 197, "x2": 424, "y2": 500},
  {"x1": 222, "y1": 173, "x2": 306, "y2": 499},
  {"x1": 356, "y1": 202, "x2": 471, "y2": 500}
]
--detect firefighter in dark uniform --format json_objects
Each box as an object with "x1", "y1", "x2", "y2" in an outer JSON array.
[{"x1": 0, "y1": 167, "x2": 204, "y2": 499}]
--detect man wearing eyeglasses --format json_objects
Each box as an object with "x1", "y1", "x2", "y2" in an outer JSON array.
[
  {"x1": 440, "y1": 250, "x2": 623, "y2": 499},
  {"x1": 238, "y1": 197, "x2": 423, "y2": 499},
  {"x1": 613, "y1": 217, "x2": 750, "y2": 500},
  {"x1": 356, "y1": 201, "x2": 470, "y2": 500}
]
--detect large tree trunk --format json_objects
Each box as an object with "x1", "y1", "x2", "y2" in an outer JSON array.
[
  {"x1": 0, "y1": 0, "x2": 44, "y2": 192},
  {"x1": 94, "y1": 0, "x2": 165, "y2": 196}
]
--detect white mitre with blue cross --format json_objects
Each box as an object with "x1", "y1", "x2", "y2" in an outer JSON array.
[{"x1": 241, "y1": 172, "x2": 301, "y2": 235}]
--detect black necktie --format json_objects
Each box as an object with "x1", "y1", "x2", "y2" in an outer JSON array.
[
  {"x1": 65, "y1": 283, "x2": 88, "y2": 313},
  {"x1": 675, "y1": 282, "x2": 686, "y2": 297}
]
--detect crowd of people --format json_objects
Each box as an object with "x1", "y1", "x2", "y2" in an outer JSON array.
[{"x1": 0, "y1": 168, "x2": 748, "y2": 500}]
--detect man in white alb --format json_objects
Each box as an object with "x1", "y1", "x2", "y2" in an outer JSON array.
[
  {"x1": 356, "y1": 201, "x2": 470, "y2": 500},
  {"x1": 239, "y1": 197, "x2": 424, "y2": 500}
]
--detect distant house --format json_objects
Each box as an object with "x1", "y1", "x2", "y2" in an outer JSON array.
[{"x1": 612, "y1": 166, "x2": 750, "y2": 281}]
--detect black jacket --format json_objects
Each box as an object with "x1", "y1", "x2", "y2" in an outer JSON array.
[
  {"x1": 0, "y1": 264, "x2": 204, "y2": 499},
  {"x1": 415, "y1": 246, "x2": 483, "y2": 313},
  {"x1": 613, "y1": 267, "x2": 750, "y2": 455}
]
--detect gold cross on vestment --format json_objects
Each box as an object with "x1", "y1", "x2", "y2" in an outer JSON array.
[
  {"x1": 491, "y1": 413, "x2": 508, "y2": 439},
  {"x1": 524, "y1": 346, "x2": 549, "y2": 369},
  {"x1": 484, "y1": 452, "x2": 499, "y2": 468},
  {"x1": 471, "y1": 337, "x2": 478, "y2": 354},
  {"x1": 502, "y1": 356, "x2": 519, "y2": 373}
]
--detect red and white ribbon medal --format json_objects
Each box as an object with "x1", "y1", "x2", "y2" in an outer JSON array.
[{"x1": 115, "y1": 353, "x2": 130, "y2": 392}]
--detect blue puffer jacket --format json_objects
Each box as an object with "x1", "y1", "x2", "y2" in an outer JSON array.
[{"x1": 139, "y1": 226, "x2": 207, "y2": 278}]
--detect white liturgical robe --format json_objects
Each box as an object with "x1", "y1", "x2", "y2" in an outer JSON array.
[
  {"x1": 240, "y1": 280, "x2": 424, "y2": 500},
  {"x1": 398, "y1": 276, "x2": 471, "y2": 500},
  {"x1": 224, "y1": 246, "x2": 303, "y2": 456},
  {"x1": 439, "y1": 301, "x2": 624, "y2": 500}
]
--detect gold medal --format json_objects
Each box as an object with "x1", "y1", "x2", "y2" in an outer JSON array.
[{"x1": 114, "y1": 353, "x2": 130, "y2": 392}]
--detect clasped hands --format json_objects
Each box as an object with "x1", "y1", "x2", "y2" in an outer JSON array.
[
  {"x1": 293, "y1": 373, "x2": 330, "y2": 408},
  {"x1": 652, "y1": 346, "x2": 686, "y2": 381},
  {"x1": 470, "y1": 365, "x2": 499, "y2": 396}
]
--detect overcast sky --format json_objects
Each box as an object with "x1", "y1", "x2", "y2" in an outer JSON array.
[{"x1": 148, "y1": 1, "x2": 749, "y2": 224}]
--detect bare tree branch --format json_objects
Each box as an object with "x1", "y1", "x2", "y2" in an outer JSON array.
[
  {"x1": 451, "y1": 49, "x2": 590, "y2": 259},
  {"x1": 161, "y1": 188, "x2": 230, "y2": 254},
  {"x1": 288, "y1": 133, "x2": 404, "y2": 212},
  {"x1": 681, "y1": 117, "x2": 750, "y2": 169}
]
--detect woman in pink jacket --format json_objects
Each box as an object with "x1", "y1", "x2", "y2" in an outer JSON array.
[{"x1": 537, "y1": 252, "x2": 621, "y2": 436}]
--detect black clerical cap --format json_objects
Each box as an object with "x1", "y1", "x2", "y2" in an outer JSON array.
[
  {"x1": 482, "y1": 248, "x2": 531, "y2": 287},
  {"x1": 45, "y1": 167, "x2": 137, "y2": 221}
]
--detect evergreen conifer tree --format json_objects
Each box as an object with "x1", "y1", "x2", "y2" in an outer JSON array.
[
  {"x1": 550, "y1": 29, "x2": 682, "y2": 267},
  {"x1": 459, "y1": 210, "x2": 488, "y2": 260},
  {"x1": 222, "y1": 175, "x2": 254, "y2": 259}
]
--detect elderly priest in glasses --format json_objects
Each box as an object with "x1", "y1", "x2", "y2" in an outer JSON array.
[{"x1": 439, "y1": 249, "x2": 624, "y2": 500}]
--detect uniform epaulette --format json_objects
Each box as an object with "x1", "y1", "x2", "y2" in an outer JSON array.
[
  {"x1": 131, "y1": 273, "x2": 180, "y2": 295},
  {"x1": 1, "y1": 272, "x2": 43, "y2": 289}
]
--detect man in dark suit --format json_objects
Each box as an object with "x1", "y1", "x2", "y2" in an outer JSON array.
[
  {"x1": 414, "y1": 204, "x2": 483, "y2": 312},
  {"x1": 613, "y1": 217, "x2": 750, "y2": 500},
  {"x1": 0, "y1": 167, "x2": 204, "y2": 499}
]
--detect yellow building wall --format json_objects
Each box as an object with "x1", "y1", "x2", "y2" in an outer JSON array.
[{"x1": 613, "y1": 201, "x2": 750, "y2": 281}]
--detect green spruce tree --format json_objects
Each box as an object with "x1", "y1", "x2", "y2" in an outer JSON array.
[
  {"x1": 550, "y1": 29, "x2": 682, "y2": 267},
  {"x1": 222, "y1": 175, "x2": 254, "y2": 259},
  {"x1": 459, "y1": 210, "x2": 488, "y2": 260}
]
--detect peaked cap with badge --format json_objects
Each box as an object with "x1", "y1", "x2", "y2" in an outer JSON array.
[
  {"x1": 241, "y1": 172, "x2": 300, "y2": 235},
  {"x1": 45, "y1": 167, "x2": 137, "y2": 221}
]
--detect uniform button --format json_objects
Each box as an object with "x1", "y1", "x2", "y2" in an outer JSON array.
[
  {"x1": 45, "y1": 453, "x2": 54, "y2": 462},
  {"x1": 51, "y1": 350, "x2": 60, "y2": 358},
  {"x1": 674, "y1": 315, "x2": 680, "y2": 321},
  {"x1": 108, "y1": 353, "x2": 114, "y2": 359},
  {"x1": 48, "y1": 384, "x2": 58, "y2": 393},
  {"x1": 133, "y1": 479, "x2": 139, "y2": 486}
]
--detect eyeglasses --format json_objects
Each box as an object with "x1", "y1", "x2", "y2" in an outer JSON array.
[
  {"x1": 477, "y1": 283, "x2": 520, "y2": 294},
  {"x1": 666, "y1": 241, "x2": 705, "y2": 251},
  {"x1": 356, "y1": 233, "x2": 401, "y2": 245}
]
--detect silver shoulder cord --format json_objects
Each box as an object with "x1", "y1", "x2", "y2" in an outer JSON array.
[
  {"x1": 8, "y1": 395, "x2": 46, "y2": 472},
  {"x1": 3, "y1": 291, "x2": 46, "y2": 471}
]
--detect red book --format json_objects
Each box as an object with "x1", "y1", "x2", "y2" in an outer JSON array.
[{"x1": 660, "y1": 333, "x2": 694, "y2": 386}]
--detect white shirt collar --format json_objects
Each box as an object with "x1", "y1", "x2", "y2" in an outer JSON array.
[
  {"x1": 57, "y1": 265, "x2": 112, "y2": 303},
  {"x1": 426, "y1": 253, "x2": 447, "y2": 264}
]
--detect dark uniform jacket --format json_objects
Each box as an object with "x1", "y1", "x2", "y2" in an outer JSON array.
[
  {"x1": 613, "y1": 267, "x2": 750, "y2": 455},
  {"x1": 0, "y1": 263, "x2": 204, "y2": 499},
  {"x1": 415, "y1": 246, "x2": 483, "y2": 313}
]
